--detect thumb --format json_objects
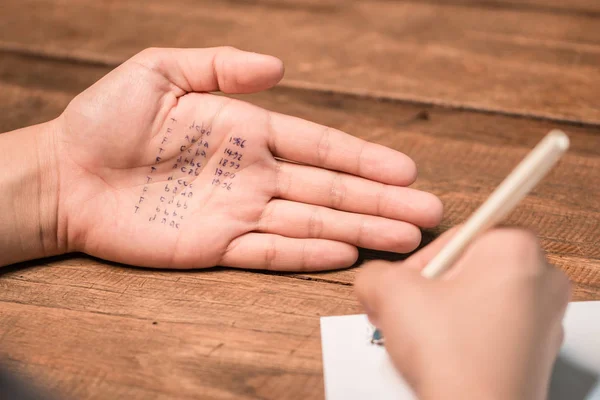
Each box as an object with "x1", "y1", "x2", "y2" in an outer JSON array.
[
  {"x1": 355, "y1": 260, "x2": 425, "y2": 328},
  {"x1": 131, "y1": 46, "x2": 285, "y2": 94}
]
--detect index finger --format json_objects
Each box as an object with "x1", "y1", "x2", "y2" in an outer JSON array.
[{"x1": 267, "y1": 111, "x2": 418, "y2": 186}]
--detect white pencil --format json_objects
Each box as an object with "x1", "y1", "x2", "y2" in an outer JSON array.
[
  {"x1": 421, "y1": 129, "x2": 570, "y2": 279},
  {"x1": 371, "y1": 130, "x2": 570, "y2": 345}
]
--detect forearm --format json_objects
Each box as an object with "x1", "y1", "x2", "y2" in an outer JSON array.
[{"x1": 0, "y1": 120, "x2": 62, "y2": 266}]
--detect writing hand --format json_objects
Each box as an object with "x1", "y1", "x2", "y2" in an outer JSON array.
[
  {"x1": 45, "y1": 47, "x2": 442, "y2": 270},
  {"x1": 356, "y1": 229, "x2": 570, "y2": 399}
]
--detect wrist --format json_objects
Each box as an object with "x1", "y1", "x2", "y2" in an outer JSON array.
[
  {"x1": 0, "y1": 118, "x2": 64, "y2": 266},
  {"x1": 37, "y1": 118, "x2": 65, "y2": 256}
]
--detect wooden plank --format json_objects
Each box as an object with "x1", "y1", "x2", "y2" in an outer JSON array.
[
  {"x1": 0, "y1": 53, "x2": 107, "y2": 132},
  {"x1": 1, "y1": 51, "x2": 599, "y2": 293},
  {"x1": 0, "y1": 258, "x2": 358, "y2": 400},
  {"x1": 1, "y1": 0, "x2": 600, "y2": 123},
  {"x1": 0, "y1": 52, "x2": 599, "y2": 399}
]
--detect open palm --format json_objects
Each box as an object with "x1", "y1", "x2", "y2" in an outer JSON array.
[{"x1": 55, "y1": 47, "x2": 442, "y2": 271}]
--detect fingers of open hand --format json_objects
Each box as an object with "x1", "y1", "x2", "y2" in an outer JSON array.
[
  {"x1": 220, "y1": 233, "x2": 358, "y2": 271},
  {"x1": 267, "y1": 111, "x2": 418, "y2": 186},
  {"x1": 132, "y1": 47, "x2": 284, "y2": 95},
  {"x1": 258, "y1": 199, "x2": 422, "y2": 253},
  {"x1": 274, "y1": 161, "x2": 443, "y2": 229}
]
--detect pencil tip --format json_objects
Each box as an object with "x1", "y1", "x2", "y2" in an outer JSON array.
[
  {"x1": 371, "y1": 328, "x2": 385, "y2": 345},
  {"x1": 549, "y1": 130, "x2": 570, "y2": 151}
]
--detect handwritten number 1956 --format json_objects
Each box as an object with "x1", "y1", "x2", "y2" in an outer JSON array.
[{"x1": 229, "y1": 137, "x2": 246, "y2": 148}]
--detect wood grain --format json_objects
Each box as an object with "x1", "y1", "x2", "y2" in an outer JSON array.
[
  {"x1": 0, "y1": 258, "x2": 358, "y2": 400},
  {"x1": 412, "y1": 0, "x2": 600, "y2": 14},
  {"x1": 1, "y1": 51, "x2": 598, "y2": 288},
  {"x1": 1, "y1": 26, "x2": 599, "y2": 399},
  {"x1": 1, "y1": 0, "x2": 600, "y2": 124}
]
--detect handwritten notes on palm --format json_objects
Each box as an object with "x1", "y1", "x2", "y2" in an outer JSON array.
[{"x1": 133, "y1": 117, "x2": 247, "y2": 229}]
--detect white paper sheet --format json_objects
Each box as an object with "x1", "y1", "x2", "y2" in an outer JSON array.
[{"x1": 321, "y1": 301, "x2": 600, "y2": 400}]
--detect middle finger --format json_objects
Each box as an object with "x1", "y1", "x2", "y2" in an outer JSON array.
[{"x1": 273, "y1": 160, "x2": 443, "y2": 228}]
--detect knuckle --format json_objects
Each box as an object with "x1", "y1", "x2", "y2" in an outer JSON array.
[
  {"x1": 138, "y1": 47, "x2": 159, "y2": 56},
  {"x1": 375, "y1": 184, "x2": 387, "y2": 216},
  {"x1": 330, "y1": 174, "x2": 347, "y2": 209},
  {"x1": 264, "y1": 236, "x2": 278, "y2": 270},
  {"x1": 133, "y1": 47, "x2": 166, "y2": 72},
  {"x1": 355, "y1": 217, "x2": 367, "y2": 248},
  {"x1": 258, "y1": 201, "x2": 277, "y2": 232},
  {"x1": 299, "y1": 241, "x2": 310, "y2": 272},
  {"x1": 308, "y1": 207, "x2": 324, "y2": 238},
  {"x1": 216, "y1": 52, "x2": 229, "y2": 89},
  {"x1": 356, "y1": 140, "x2": 368, "y2": 177},
  {"x1": 136, "y1": 47, "x2": 161, "y2": 61},
  {"x1": 317, "y1": 127, "x2": 331, "y2": 166},
  {"x1": 274, "y1": 161, "x2": 291, "y2": 198}
]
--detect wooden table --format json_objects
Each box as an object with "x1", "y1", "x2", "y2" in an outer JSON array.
[{"x1": 1, "y1": 1, "x2": 599, "y2": 399}]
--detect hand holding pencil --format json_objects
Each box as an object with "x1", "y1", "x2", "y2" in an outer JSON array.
[{"x1": 355, "y1": 131, "x2": 571, "y2": 400}]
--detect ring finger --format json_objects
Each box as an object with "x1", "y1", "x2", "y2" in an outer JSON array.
[{"x1": 258, "y1": 199, "x2": 422, "y2": 253}]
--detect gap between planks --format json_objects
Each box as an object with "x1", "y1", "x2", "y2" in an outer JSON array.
[
  {"x1": 392, "y1": 0, "x2": 600, "y2": 18},
  {"x1": 1, "y1": 45, "x2": 600, "y2": 130}
]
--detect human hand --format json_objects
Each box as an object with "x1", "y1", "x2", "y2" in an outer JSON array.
[
  {"x1": 355, "y1": 229, "x2": 570, "y2": 400},
  {"x1": 49, "y1": 47, "x2": 442, "y2": 270}
]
